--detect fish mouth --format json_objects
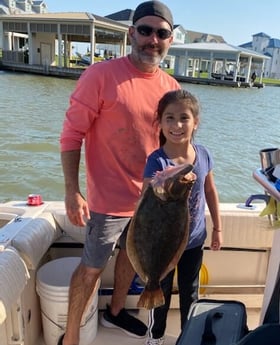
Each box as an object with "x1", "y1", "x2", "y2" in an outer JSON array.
[
  {"x1": 179, "y1": 170, "x2": 196, "y2": 185},
  {"x1": 151, "y1": 163, "x2": 196, "y2": 200}
]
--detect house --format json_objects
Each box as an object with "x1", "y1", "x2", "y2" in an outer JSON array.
[
  {"x1": 185, "y1": 29, "x2": 226, "y2": 44},
  {"x1": 168, "y1": 42, "x2": 269, "y2": 86},
  {"x1": 0, "y1": 0, "x2": 48, "y2": 51},
  {"x1": 0, "y1": 0, "x2": 47, "y2": 14},
  {"x1": 0, "y1": 11, "x2": 129, "y2": 76},
  {"x1": 240, "y1": 32, "x2": 280, "y2": 79}
]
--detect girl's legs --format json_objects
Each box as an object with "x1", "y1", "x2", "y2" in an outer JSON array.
[
  {"x1": 177, "y1": 245, "x2": 203, "y2": 330},
  {"x1": 146, "y1": 245, "x2": 204, "y2": 339},
  {"x1": 146, "y1": 270, "x2": 175, "y2": 339}
]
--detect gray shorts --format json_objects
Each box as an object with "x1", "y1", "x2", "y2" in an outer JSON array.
[{"x1": 81, "y1": 211, "x2": 131, "y2": 269}]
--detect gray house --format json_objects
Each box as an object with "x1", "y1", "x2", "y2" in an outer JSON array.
[{"x1": 240, "y1": 32, "x2": 280, "y2": 79}]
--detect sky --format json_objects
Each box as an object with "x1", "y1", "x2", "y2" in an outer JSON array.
[{"x1": 45, "y1": 1, "x2": 280, "y2": 46}]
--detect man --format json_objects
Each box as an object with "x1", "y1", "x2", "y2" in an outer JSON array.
[{"x1": 59, "y1": 1, "x2": 180, "y2": 344}]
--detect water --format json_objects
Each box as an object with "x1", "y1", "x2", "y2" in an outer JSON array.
[{"x1": 1, "y1": 71, "x2": 279, "y2": 204}]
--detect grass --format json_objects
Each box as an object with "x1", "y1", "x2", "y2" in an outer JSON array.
[
  {"x1": 164, "y1": 69, "x2": 280, "y2": 86},
  {"x1": 261, "y1": 77, "x2": 280, "y2": 85}
]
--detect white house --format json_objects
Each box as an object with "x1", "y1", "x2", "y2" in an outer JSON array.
[
  {"x1": 0, "y1": 0, "x2": 47, "y2": 50},
  {"x1": 240, "y1": 32, "x2": 280, "y2": 79},
  {"x1": 0, "y1": 0, "x2": 47, "y2": 14}
]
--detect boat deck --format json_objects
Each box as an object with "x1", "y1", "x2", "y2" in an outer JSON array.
[
  {"x1": 37, "y1": 300, "x2": 262, "y2": 345},
  {"x1": 0, "y1": 200, "x2": 274, "y2": 345}
]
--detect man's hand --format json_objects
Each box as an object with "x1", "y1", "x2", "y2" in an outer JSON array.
[{"x1": 65, "y1": 192, "x2": 90, "y2": 227}]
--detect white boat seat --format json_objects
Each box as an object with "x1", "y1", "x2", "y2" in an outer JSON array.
[
  {"x1": 0, "y1": 246, "x2": 29, "y2": 324},
  {"x1": 53, "y1": 209, "x2": 86, "y2": 244},
  {"x1": 11, "y1": 212, "x2": 61, "y2": 269},
  {"x1": 51, "y1": 204, "x2": 275, "y2": 249},
  {"x1": 205, "y1": 207, "x2": 274, "y2": 249}
]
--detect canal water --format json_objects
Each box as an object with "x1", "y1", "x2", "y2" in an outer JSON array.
[{"x1": 1, "y1": 70, "x2": 279, "y2": 203}]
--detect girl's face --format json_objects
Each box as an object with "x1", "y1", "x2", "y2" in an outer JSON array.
[{"x1": 160, "y1": 100, "x2": 198, "y2": 145}]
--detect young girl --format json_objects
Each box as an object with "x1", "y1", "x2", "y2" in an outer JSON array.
[{"x1": 143, "y1": 89, "x2": 223, "y2": 345}]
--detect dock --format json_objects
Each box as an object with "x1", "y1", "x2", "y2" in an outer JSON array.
[
  {"x1": 0, "y1": 61, "x2": 265, "y2": 88},
  {"x1": 174, "y1": 75, "x2": 265, "y2": 88},
  {"x1": 0, "y1": 61, "x2": 85, "y2": 79}
]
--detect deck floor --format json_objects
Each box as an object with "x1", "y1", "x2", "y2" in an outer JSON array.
[{"x1": 38, "y1": 304, "x2": 261, "y2": 345}]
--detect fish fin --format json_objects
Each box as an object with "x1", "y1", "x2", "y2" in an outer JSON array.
[{"x1": 137, "y1": 288, "x2": 165, "y2": 309}]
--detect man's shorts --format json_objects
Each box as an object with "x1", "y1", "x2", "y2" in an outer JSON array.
[{"x1": 81, "y1": 211, "x2": 131, "y2": 269}]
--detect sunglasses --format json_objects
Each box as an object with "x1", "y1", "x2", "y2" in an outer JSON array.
[{"x1": 135, "y1": 25, "x2": 172, "y2": 40}]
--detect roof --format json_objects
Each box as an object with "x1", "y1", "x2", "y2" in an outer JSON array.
[
  {"x1": 0, "y1": 11, "x2": 129, "y2": 44},
  {"x1": 1, "y1": 11, "x2": 90, "y2": 19},
  {"x1": 186, "y1": 29, "x2": 226, "y2": 44},
  {"x1": 239, "y1": 42, "x2": 253, "y2": 48},
  {"x1": 252, "y1": 32, "x2": 271, "y2": 39},
  {"x1": 106, "y1": 9, "x2": 134, "y2": 22},
  {"x1": 168, "y1": 42, "x2": 270, "y2": 62},
  {"x1": 1, "y1": 11, "x2": 105, "y2": 21},
  {"x1": 267, "y1": 38, "x2": 280, "y2": 49},
  {"x1": 0, "y1": 11, "x2": 129, "y2": 29}
]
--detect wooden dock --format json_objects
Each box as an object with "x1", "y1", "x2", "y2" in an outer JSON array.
[
  {"x1": 174, "y1": 75, "x2": 265, "y2": 88},
  {"x1": 0, "y1": 61, "x2": 85, "y2": 79},
  {"x1": 0, "y1": 62, "x2": 265, "y2": 88}
]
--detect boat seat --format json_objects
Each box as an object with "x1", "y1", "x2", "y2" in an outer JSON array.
[
  {"x1": 51, "y1": 204, "x2": 275, "y2": 249},
  {"x1": 205, "y1": 208, "x2": 274, "y2": 249},
  {"x1": 11, "y1": 212, "x2": 62, "y2": 270},
  {"x1": 52, "y1": 209, "x2": 86, "y2": 244},
  {"x1": 0, "y1": 246, "x2": 29, "y2": 324}
]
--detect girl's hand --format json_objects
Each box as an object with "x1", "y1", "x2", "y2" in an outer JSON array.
[{"x1": 210, "y1": 229, "x2": 223, "y2": 250}]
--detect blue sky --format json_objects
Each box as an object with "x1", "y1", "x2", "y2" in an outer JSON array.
[{"x1": 45, "y1": 1, "x2": 280, "y2": 46}]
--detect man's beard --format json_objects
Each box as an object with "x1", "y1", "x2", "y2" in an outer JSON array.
[{"x1": 131, "y1": 39, "x2": 168, "y2": 66}]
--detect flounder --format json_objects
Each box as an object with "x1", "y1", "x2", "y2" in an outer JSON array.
[{"x1": 126, "y1": 163, "x2": 196, "y2": 309}]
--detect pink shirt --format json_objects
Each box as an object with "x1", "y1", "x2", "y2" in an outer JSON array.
[{"x1": 60, "y1": 56, "x2": 180, "y2": 216}]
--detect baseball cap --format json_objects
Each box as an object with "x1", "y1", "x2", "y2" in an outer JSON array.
[{"x1": 133, "y1": 1, "x2": 173, "y2": 29}]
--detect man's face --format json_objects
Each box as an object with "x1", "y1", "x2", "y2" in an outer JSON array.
[{"x1": 129, "y1": 16, "x2": 173, "y2": 69}]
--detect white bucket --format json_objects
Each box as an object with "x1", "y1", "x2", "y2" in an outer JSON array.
[{"x1": 36, "y1": 257, "x2": 99, "y2": 345}]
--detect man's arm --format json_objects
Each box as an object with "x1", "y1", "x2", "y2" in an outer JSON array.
[{"x1": 61, "y1": 150, "x2": 90, "y2": 226}]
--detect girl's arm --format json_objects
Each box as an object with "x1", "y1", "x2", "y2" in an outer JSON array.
[{"x1": 204, "y1": 171, "x2": 223, "y2": 250}]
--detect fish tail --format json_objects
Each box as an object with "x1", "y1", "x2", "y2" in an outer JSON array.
[{"x1": 137, "y1": 288, "x2": 165, "y2": 309}]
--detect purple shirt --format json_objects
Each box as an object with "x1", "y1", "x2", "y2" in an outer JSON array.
[{"x1": 143, "y1": 144, "x2": 213, "y2": 249}]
